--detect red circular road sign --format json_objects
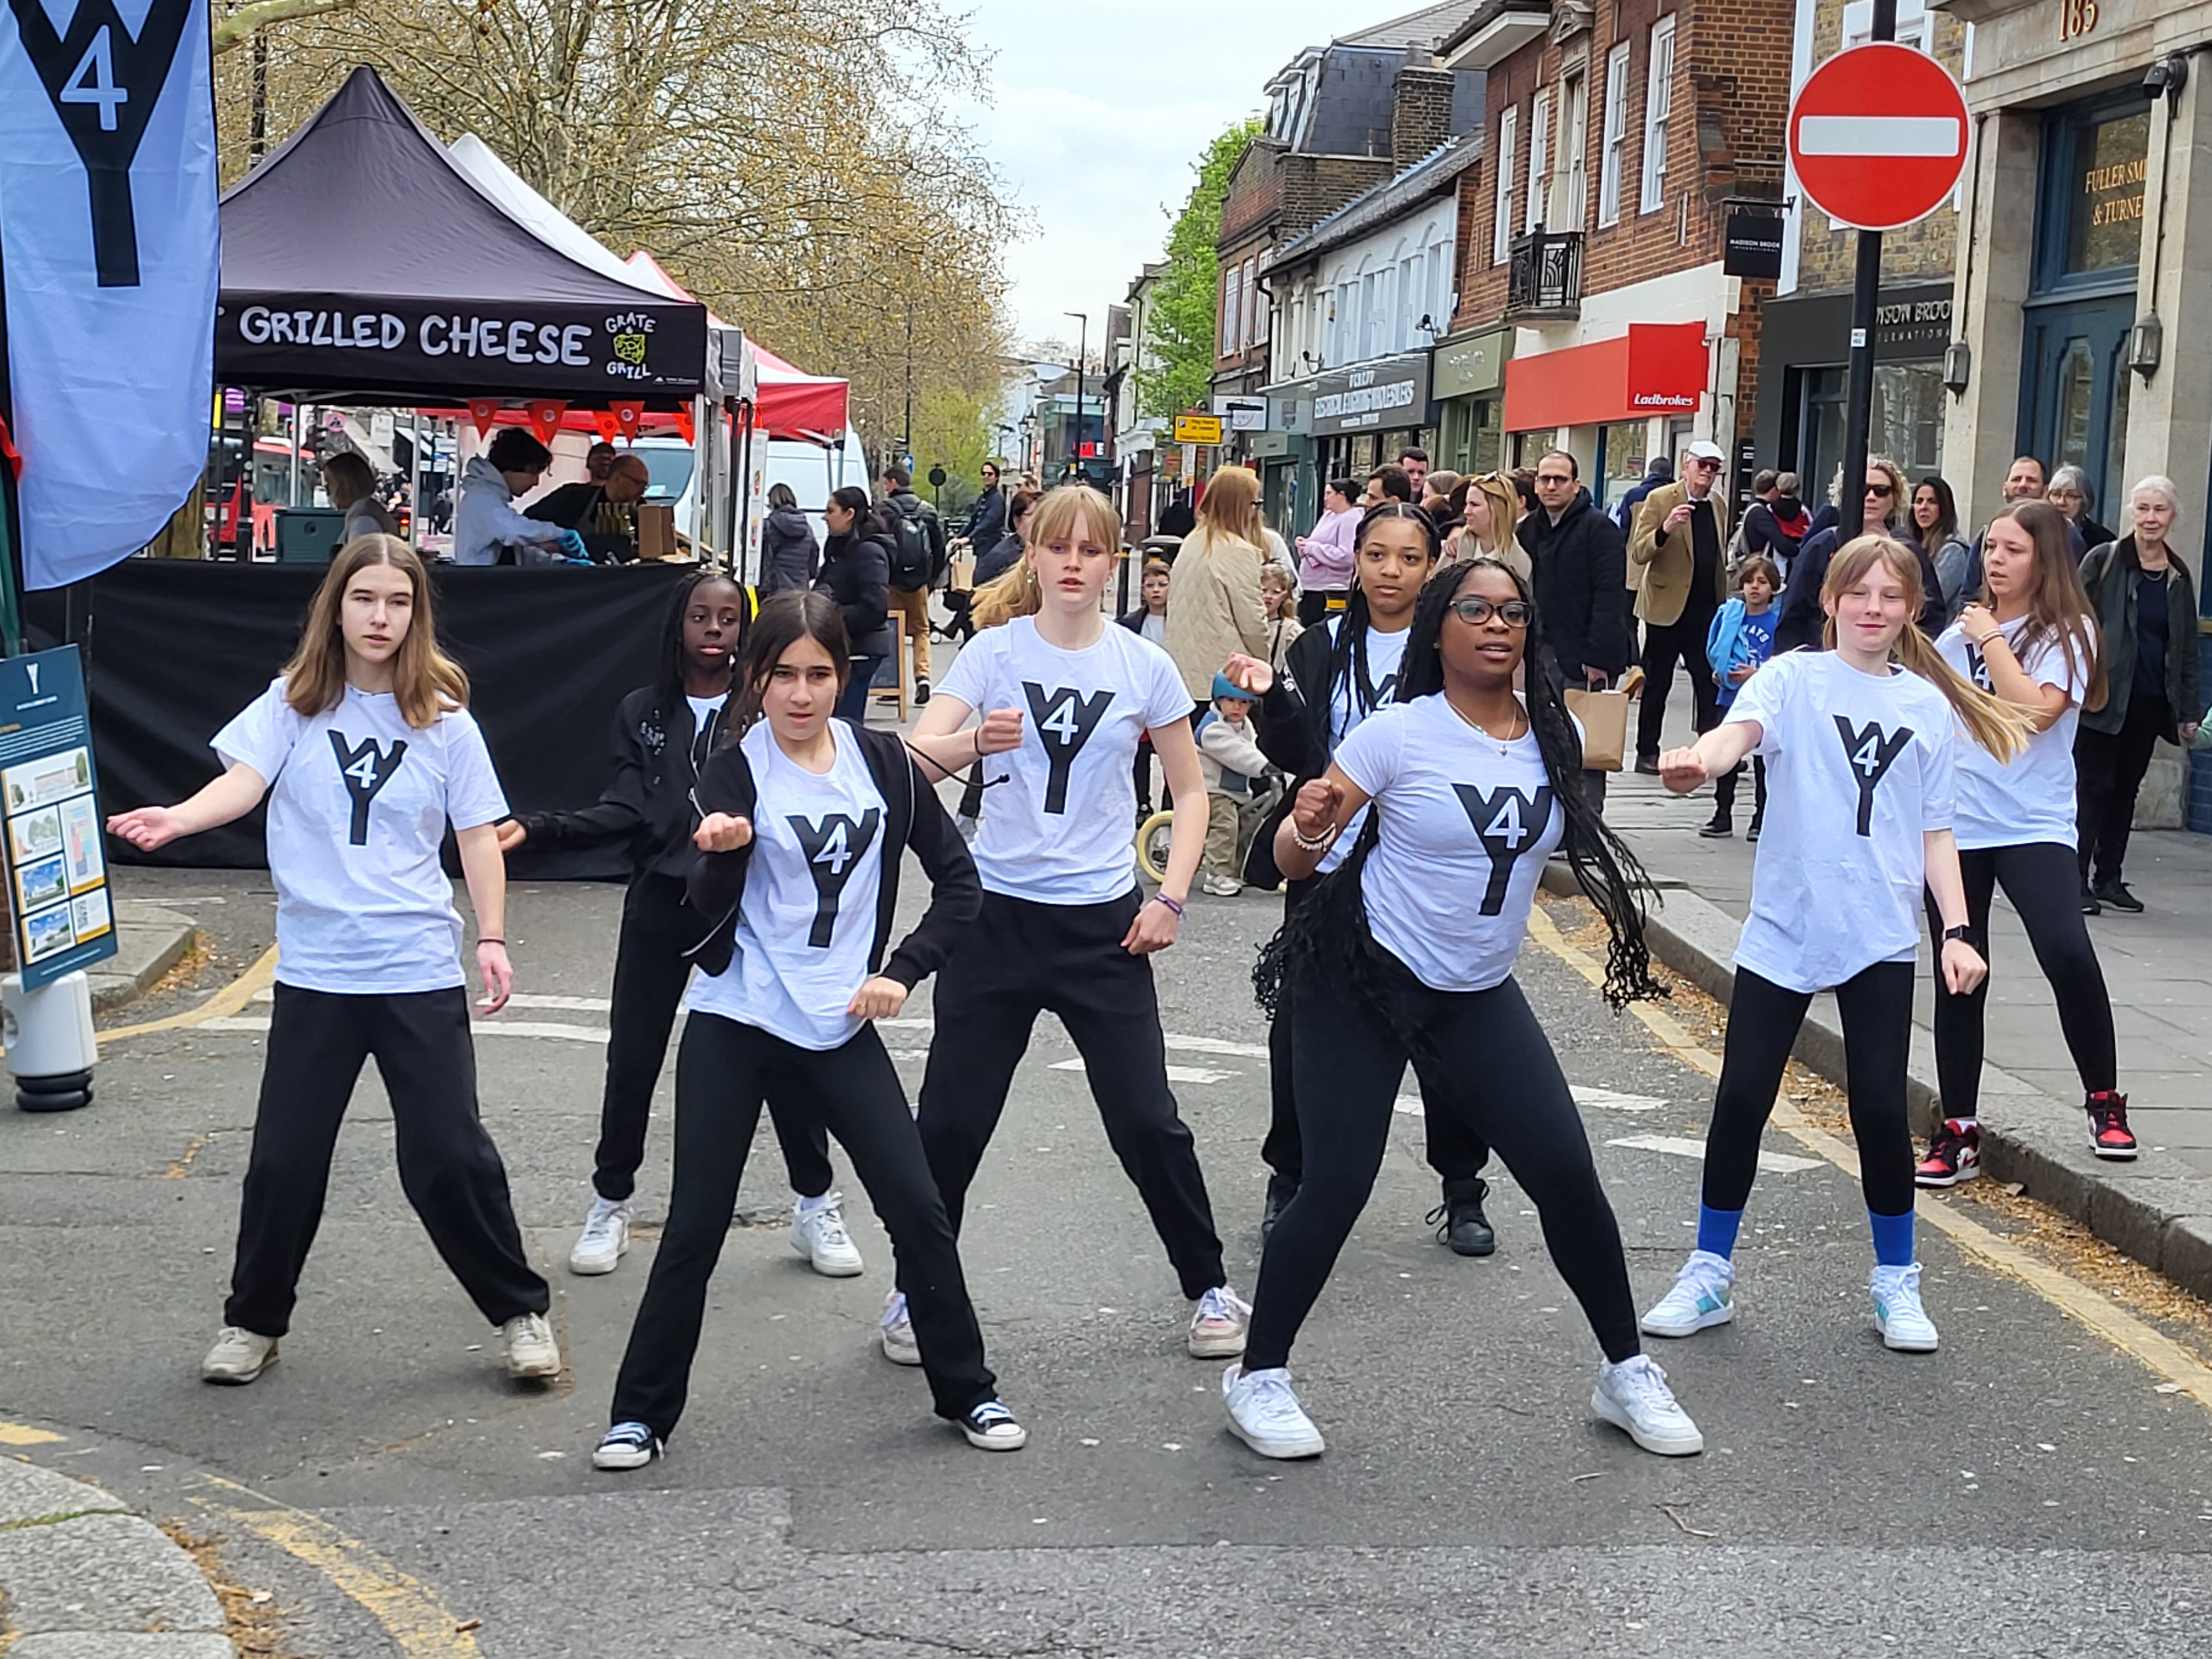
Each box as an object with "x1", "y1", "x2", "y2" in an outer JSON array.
[{"x1": 1789, "y1": 44, "x2": 1970, "y2": 233}]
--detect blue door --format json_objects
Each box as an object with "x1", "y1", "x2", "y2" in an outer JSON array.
[{"x1": 2022, "y1": 294, "x2": 2133, "y2": 520}]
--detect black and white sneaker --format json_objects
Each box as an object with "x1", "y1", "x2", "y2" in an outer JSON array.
[
  {"x1": 591, "y1": 1421, "x2": 663, "y2": 1471},
  {"x1": 957, "y1": 1399, "x2": 1028, "y2": 1451}
]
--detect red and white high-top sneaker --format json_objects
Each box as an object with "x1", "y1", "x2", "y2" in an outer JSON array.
[
  {"x1": 2086, "y1": 1091, "x2": 2138, "y2": 1160},
  {"x1": 1914, "y1": 1119, "x2": 1982, "y2": 1187}
]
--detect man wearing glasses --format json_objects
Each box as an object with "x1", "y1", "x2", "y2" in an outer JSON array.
[
  {"x1": 1516, "y1": 449, "x2": 1630, "y2": 808},
  {"x1": 960, "y1": 462, "x2": 1007, "y2": 555},
  {"x1": 1628, "y1": 440, "x2": 1733, "y2": 773}
]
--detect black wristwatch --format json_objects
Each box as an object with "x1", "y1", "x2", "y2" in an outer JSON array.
[{"x1": 1942, "y1": 924, "x2": 1975, "y2": 946}]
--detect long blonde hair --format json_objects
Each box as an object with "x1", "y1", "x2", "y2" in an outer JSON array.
[
  {"x1": 1453, "y1": 472, "x2": 1522, "y2": 556},
  {"x1": 1820, "y1": 535, "x2": 2028, "y2": 761},
  {"x1": 283, "y1": 536, "x2": 468, "y2": 729},
  {"x1": 969, "y1": 486, "x2": 1123, "y2": 630},
  {"x1": 1187, "y1": 466, "x2": 1264, "y2": 554}
]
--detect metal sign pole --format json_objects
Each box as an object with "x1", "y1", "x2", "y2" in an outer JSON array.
[{"x1": 1838, "y1": 0, "x2": 1899, "y2": 539}]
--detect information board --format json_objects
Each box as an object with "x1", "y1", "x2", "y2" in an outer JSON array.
[{"x1": 0, "y1": 647, "x2": 118, "y2": 989}]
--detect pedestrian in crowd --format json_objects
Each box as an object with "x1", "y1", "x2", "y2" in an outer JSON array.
[
  {"x1": 453, "y1": 429, "x2": 585, "y2": 566},
  {"x1": 1611, "y1": 453, "x2": 1673, "y2": 533},
  {"x1": 592, "y1": 591, "x2": 1026, "y2": 1471},
  {"x1": 1910, "y1": 475, "x2": 1973, "y2": 624},
  {"x1": 2046, "y1": 464, "x2": 2114, "y2": 554},
  {"x1": 817, "y1": 485, "x2": 895, "y2": 726},
  {"x1": 1295, "y1": 478, "x2": 1362, "y2": 623},
  {"x1": 1517, "y1": 450, "x2": 1630, "y2": 811},
  {"x1": 494, "y1": 571, "x2": 853, "y2": 1280},
  {"x1": 1962, "y1": 457, "x2": 2081, "y2": 597},
  {"x1": 1258, "y1": 512, "x2": 1300, "y2": 591},
  {"x1": 1629, "y1": 441, "x2": 1732, "y2": 774},
  {"x1": 760, "y1": 483, "x2": 820, "y2": 596},
  {"x1": 1396, "y1": 447, "x2": 1430, "y2": 495},
  {"x1": 108, "y1": 536, "x2": 559, "y2": 1386},
  {"x1": 1699, "y1": 554, "x2": 1781, "y2": 841},
  {"x1": 1229, "y1": 553, "x2": 1702, "y2": 1461},
  {"x1": 322, "y1": 451, "x2": 398, "y2": 544},
  {"x1": 1230, "y1": 503, "x2": 1499, "y2": 1257},
  {"x1": 585, "y1": 442, "x2": 618, "y2": 485},
  {"x1": 1421, "y1": 468, "x2": 1462, "y2": 529},
  {"x1": 1738, "y1": 469, "x2": 1811, "y2": 580},
  {"x1": 1724, "y1": 470, "x2": 1777, "y2": 567},
  {"x1": 1449, "y1": 472, "x2": 1526, "y2": 577},
  {"x1": 879, "y1": 465, "x2": 947, "y2": 704},
  {"x1": 1776, "y1": 456, "x2": 1939, "y2": 650},
  {"x1": 1158, "y1": 491, "x2": 1197, "y2": 539},
  {"x1": 1165, "y1": 466, "x2": 1270, "y2": 707},
  {"x1": 1119, "y1": 557, "x2": 1175, "y2": 821},
  {"x1": 1642, "y1": 534, "x2": 2027, "y2": 1358},
  {"x1": 1365, "y1": 465, "x2": 1413, "y2": 507},
  {"x1": 961, "y1": 461, "x2": 1008, "y2": 556},
  {"x1": 525, "y1": 454, "x2": 649, "y2": 556},
  {"x1": 2075, "y1": 476, "x2": 2202, "y2": 916},
  {"x1": 1196, "y1": 671, "x2": 1282, "y2": 899},
  {"x1": 903, "y1": 485, "x2": 1251, "y2": 1365},
  {"x1": 974, "y1": 487, "x2": 1039, "y2": 589},
  {"x1": 1259, "y1": 562, "x2": 1303, "y2": 671},
  {"x1": 1918, "y1": 499, "x2": 2131, "y2": 1183}
]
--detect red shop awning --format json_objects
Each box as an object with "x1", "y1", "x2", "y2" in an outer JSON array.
[{"x1": 1501, "y1": 321, "x2": 1708, "y2": 432}]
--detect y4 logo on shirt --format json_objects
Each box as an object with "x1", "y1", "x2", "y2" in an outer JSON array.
[
  {"x1": 1832, "y1": 718, "x2": 1914, "y2": 837},
  {"x1": 1964, "y1": 643, "x2": 1993, "y2": 693},
  {"x1": 789, "y1": 810, "x2": 881, "y2": 947},
  {"x1": 1020, "y1": 683, "x2": 1114, "y2": 814},
  {"x1": 1451, "y1": 784, "x2": 1556, "y2": 915},
  {"x1": 328, "y1": 732, "x2": 409, "y2": 846}
]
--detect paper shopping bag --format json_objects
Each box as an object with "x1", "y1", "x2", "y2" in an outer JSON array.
[{"x1": 1563, "y1": 686, "x2": 1630, "y2": 772}]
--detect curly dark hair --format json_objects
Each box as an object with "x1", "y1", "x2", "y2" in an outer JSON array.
[
  {"x1": 1254, "y1": 556, "x2": 1662, "y2": 1051},
  {"x1": 654, "y1": 566, "x2": 749, "y2": 727}
]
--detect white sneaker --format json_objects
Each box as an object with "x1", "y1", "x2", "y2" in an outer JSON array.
[
  {"x1": 503, "y1": 1312, "x2": 561, "y2": 1379},
  {"x1": 956, "y1": 1399, "x2": 1029, "y2": 1451},
  {"x1": 201, "y1": 1326, "x2": 279, "y2": 1384},
  {"x1": 1593, "y1": 1353, "x2": 1705, "y2": 1456},
  {"x1": 1201, "y1": 873, "x2": 1243, "y2": 898},
  {"x1": 791, "y1": 1192, "x2": 864, "y2": 1277},
  {"x1": 1870, "y1": 1262, "x2": 1939, "y2": 1352},
  {"x1": 591, "y1": 1421, "x2": 662, "y2": 1471},
  {"x1": 1223, "y1": 1364, "x2": 1325, "y2": 1458},
  {"x1": 880, "y1": 1291, "x2": 921, "y2": 1366},
  {"x1": 1640, "y1": 1250, "x2": 1736, "y2": 1338},
  {"x1": 568, "y1": 1198, "x2": 632, "y2": 1276},
  {"x1": 1187, "y1": 1285, "x2": 1251, "y2": 1358}
]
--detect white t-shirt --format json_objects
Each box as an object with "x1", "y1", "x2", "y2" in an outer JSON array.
[
  {"x1": 214, "y1": 679, "x2": 509, "y2": 994},
  {"x1": 1334, "y1": 693, "x2": 1562, "y2": 993},
  {"x1": 1139, "y1": 612, "x2": 1167, "y2": 648},
  {"x1": 1726, "y1": 652, "x2": 1958, "y2": 994},
  {"x1": 1315, "y1": 618, "x2": 1412, "y2": 876},
  {"x1": 1936, "y1": 617, "x2": 2088, "y2": 851},
  {"x1": 937, "y1": 617, "x2": 1193, "y2": 904},
  {"x1": 685, "y1": 720, "x2": 887, "y2": 1050}
]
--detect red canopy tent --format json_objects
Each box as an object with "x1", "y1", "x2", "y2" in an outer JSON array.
[{"x1": 622, "y1": 253, "x2": 850, "y2": 443}]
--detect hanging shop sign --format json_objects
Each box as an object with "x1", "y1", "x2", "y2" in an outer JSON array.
[{"x1": 1307, "y1": 350, "x2": 1433, "y2": 437}]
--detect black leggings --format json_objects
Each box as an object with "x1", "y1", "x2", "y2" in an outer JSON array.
[
  {"x1": 2075, "y1": 693, "x2": 2169, "y2": 887},
  {"x1": 1924, "y1": 841, "x2": 2116, "y2": 1117},
  {"x1": 593, "y1": 873, "x2": 832, "y2": 1204},
  {"x1": 1245, "y1": 956, "x2": 1640, "y2": 1372},
  {"x1": 611, "y1": 1014, "x2": 997, "y2": 1439},
  {"x1": 1703, "y1": 962, "x2": 1915, "y2": 1218},
  {"x1": 1261, "y1": 875, "x2": 1491, "y2": 1194},
  {"x1": 917, "y1": 889, "x2": 1227, "y2": 1301}
]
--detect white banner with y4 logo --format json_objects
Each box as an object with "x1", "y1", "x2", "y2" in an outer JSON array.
[{"x1": 0, "y1": 0, "x2": 217, "y2": 589}]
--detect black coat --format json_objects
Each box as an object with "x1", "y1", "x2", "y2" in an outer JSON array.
[
  {"x1": 1517, "y1": 491, "x2": 1631, "y2": 679},
  {"x1": 961, "y1": 484, "x2": 1006, "y2": 551},
  {"x1": 817, "y1": 529, "x2": 896, "y2": 658},
  {"x1": 1775, "y1": 524, "x2": 1944, "y2": 653},
  {"x1": 514, "y1": 686, "x2": 723, "y2": 881},
  {"x1": 973, "y1": 526, "x2": 1025, "y2": 587},
  {"x1": 760, "y1": 506, "x2": 820, "y2": 595}
]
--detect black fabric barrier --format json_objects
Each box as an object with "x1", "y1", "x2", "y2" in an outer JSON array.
[{"x1": 26, "y1": 560, "x2": 687, "y2": 879}]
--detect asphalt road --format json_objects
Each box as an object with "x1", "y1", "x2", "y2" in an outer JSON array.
[{"x1": 5, "y1": 860, "x2": 2211, "y2": 1657}]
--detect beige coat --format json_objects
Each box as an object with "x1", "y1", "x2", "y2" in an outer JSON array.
[
  {"x1": 1629, "y1": 481, "x2": 1731, "y2": 627},
  {"x1": 1164, "y1": 526, "x2": 1269, "y2": 698}
]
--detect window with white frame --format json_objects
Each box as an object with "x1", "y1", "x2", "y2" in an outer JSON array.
[
  {"x1": 1526, "y1": 88, "x2": 1551, "y2": 231},
  {"x1": 1559, "y1": 72, "x2": 1589, "y2": 231},
  {"x1": 1219, "y1": 263, "x2": 1240, "y2": 354},
  {"x1": 1842, "y1": 0, "x2": 1928, "y2": 50},
  {"x1": 1249, "y1": 263, "x2": 1269, "y2": 352},
  {"x1": 1599, "y1": 41, "x2": 1630, "y2": 226},
  {"x1": 1640, "y1": 16, "x2": 1674, "y2": 215},
  {"x1": 1493, "y1": 106, "x2": 1517, "y2": 263},
  {"x1": 1429, "y1": 234, "x2": 1453, "y2": 328},
  {"x1": 1400, "y1": 252, "x2": 1422, "y2": 348},
  {"x1": 1241, "y1": 258, "x2": 1259, "y2": 348}
]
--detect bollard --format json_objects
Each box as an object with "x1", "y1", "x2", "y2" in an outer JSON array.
[{"x1": 2, "y1": 971, "x2": 98, "y2": 1113}]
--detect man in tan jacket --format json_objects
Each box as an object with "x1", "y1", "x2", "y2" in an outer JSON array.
[{"x1": 1627, "y1": 439, "x2": 1733, "y2": 771}]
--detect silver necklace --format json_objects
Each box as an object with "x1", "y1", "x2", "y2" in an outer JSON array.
[{"x1": 1450, "y1": 697, "x2": 1525, "y2": 755}]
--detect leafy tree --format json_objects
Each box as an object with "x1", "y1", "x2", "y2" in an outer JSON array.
[{"x1": 1137, "y1": 118, "x2": 1259, "y2": 421}]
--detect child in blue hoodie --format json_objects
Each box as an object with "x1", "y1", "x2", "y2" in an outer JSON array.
[{"x1": 1702, "y1": 555, "x2": 1781, "y2": 839}]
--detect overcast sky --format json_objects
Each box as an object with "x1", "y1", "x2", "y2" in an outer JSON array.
[{"x1": 964, "y1": 2, "x2": 1363, "y2": 352}]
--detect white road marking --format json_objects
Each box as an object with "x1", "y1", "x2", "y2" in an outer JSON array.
[
  {"x1": 1608, "y1": 1133, "x2": 1821, "y2": 1175},
  {"x1": 1048, "y1": 1057, "x2": 1240, "y2": 1086},
  {"x1": 881, "y1": 1016, "x2": 1267, "y2": 1060},
  {"x1": 1572, "y1": 1086, "x2": 1670, "y2": 1114},
  {"x1": 248, "y1": 989, "x2": 611, "y2": 1014},
  {"x1": 1797, "y1": 115, "x2": 1961, "y2": 158},
  {"x1": 201, "y1": 1015, "x2": 611, "y2": 1045}
]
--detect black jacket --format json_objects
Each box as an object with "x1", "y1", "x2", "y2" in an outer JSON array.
[
  {"x1": 817, "y1": 529, "x2": 896, "y2": 658},
  {"x1": 1255, "y1": 617, "x2": 1347, "y2": 782},
  {"x1": 761, "y1": 506, "x2": 820, "y2": 595},
  {"x1": 1518, "y1": 491, "x2": 1630, "y2": 679},
  {"x1": 973, "y1": 525, "x2": 1025, "y2": 587},
  {"x1": 882, "y1": 486, "x2": 948, "y2": 588},
  {"x1": 514, "y1": 687, "x2": 723, "y2": 881},
  {"x1": 961, "y1": 484, "x2": 1005, "y2": 551},
  {"x1": 685, "y1": 724, "x2": 979, "y2": 985},
  {"x1": 1742, "y1": 497, "x2": 1810, "y2": 565},
  {"x1": 1775, "y1": 524, "x2": 1945, "y2": 653},
  {"x1": 2079, "y1": 535, "x2": 2202, "y2": 735}
]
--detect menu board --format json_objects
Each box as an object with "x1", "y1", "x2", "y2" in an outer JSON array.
[{"x1": 0, "y1": 647, "x2": 117, "y2": 989}]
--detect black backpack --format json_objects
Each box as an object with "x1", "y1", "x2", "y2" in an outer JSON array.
[{"x1": 884, "y1": 495, "x2": 932, "y2": 591}]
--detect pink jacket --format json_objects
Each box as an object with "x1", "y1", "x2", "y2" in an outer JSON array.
[{"x1": 1298, "y1": 506, "x2": 1360, "y2": 592}]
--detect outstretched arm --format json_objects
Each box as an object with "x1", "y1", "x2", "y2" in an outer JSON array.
[
  {"x1": 1657, "y1": 723, "x2": 1761, "y2": 794},
  {"x1": 107, "y1": 762, "x2": 270, "y2": 850}
]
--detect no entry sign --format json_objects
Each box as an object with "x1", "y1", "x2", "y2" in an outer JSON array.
[{"x1": 1789, "y1": 44, "x2": 1969, "y2": 233}]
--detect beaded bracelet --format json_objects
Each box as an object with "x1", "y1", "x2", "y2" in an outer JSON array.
[{"x1": 1289, "y1": 819, "x2": 1338, "y2": 853}]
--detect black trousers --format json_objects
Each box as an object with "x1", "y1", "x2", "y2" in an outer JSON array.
[
  {"x1": 835, "y1": 657, "x2": 883, "y2": 724},
  {"x1": 1246, "y1": 959, "x2": 1640, "y2": 1371},
  {"x1": 612, "y1": 1014, "x2": 997, "y2": 1438},
  {"x1": 594, "y1": 874, "x2": 832, "y2": 1204},
  {"x1": 227, "y1": 985, "x2": 549, "y2": 1338},
  {"x1": 917, "y1": 889, "x2": 1228, "y2": 1300},
  {"x1": 1712, "y1": 754, "x2": 1767, "y2": 817},
  {"x1": 2075, "y1": 694, "x2": 2169, "y2": 888},
  {"x1": 1261, "y1": 875, "x2": 1490, "y2": 1193},
  {"x1": 1635, "y1": 611, "x2": 1720, "y2": 761},
  {"x1": 1924, "y1": 841, "x2": 2116, "y2": 1118},
  {"x1": 1133, "y1": 738, "x2": 1157, "y2": 816},
  {"x1": 1298, "y1": 589, "x2": 1348, "y2": 627},
  {"x1": 1703, "y1": 963, "x2": 1915, "y2": 1219}
]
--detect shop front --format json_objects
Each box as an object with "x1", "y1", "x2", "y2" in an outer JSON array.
[
  {"x1": 1305, "y1": 349, "x2": 1435, "y2": 493},
  {"x1": 1253, "y1": 382, "x2": 1317, "y2": 533},
  {"x1": 1500, "y1": 321, "x2": 1709, "y2": 511},
  {"x1": 1754, "y1": 280, "x2": 1953, "y2": 497},
  {"x1": 1431, "y1": 327, "x2": 1512, "y2": 476}
]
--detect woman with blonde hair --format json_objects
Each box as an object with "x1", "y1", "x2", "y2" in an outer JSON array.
[
  {"x1": 1165, "y1": 467, "x2": 1271, "y2": 705},
  {"x1": 1449, "y1": 473, "x2": 1528, "y2": 578},
  {"x1": 107, "y1": 536, "x2": 556, "y2": 1387},
  {"x1": 1643, "y1": 534, "x2": 2028, "y2": 1358}
]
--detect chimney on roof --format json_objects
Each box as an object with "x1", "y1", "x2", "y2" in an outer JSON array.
[{"x1": 1391, "y1": 62, "x2": 1455, "y2": 170}]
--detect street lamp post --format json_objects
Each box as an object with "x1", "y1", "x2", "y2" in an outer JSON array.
[{"x1": 1065, "y1": 311, "x2": 1087, "y2": 484}]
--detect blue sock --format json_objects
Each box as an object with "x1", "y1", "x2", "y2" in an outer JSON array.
[
  {"x1": 1868, "y1": 1208, "x2": 1915, "y2": 1267},
  {"x1": 1695, "y1": 1204, "x2": 1744, "y2": 1259}
]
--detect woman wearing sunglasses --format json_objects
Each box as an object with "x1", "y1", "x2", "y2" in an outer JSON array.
[
  {"x1": 1775, "y1": 455, "x2": 1943, "y2": 652},
  {"x1": 1225, "y1": 555, "x2": 1704, "y2": 1462}
]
